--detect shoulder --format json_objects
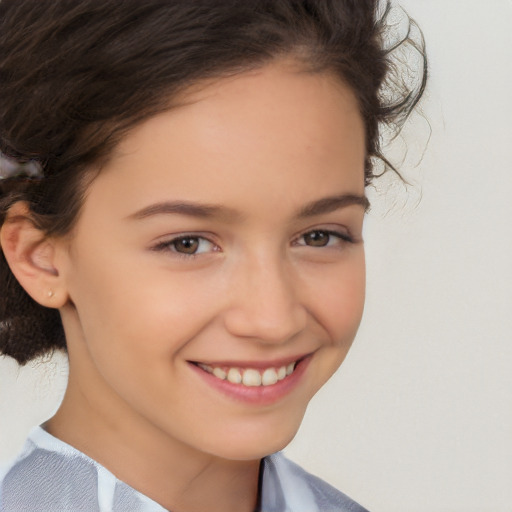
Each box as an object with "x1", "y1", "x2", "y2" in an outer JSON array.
[
  {"x1": 0, "y1": 428, "x2": 102, "y2": 511},
  {"x1": 262, "y1": 452, "x2": 370, "y2": 512},
  {"x1": 0, "y1": 427, "x2": 166, "y2": 512}
]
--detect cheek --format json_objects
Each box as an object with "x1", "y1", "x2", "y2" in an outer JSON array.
[
  {"x1": 309, "y1": 254, "x2": 366, "y2": 343},
  {"x1": 306, "y1": 256, "x2": 365, "y2": 391},
  {"x1": 64, "y1": 261, "x2": 227, "y2": 403}
]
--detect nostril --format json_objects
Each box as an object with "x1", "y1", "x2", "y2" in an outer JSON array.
[
  {"x1": 223, "y1": 300, "x2": 307, "y2": 343},
  {"x1": 222, "y1": 262, "x2": 307, "y2": 341}
]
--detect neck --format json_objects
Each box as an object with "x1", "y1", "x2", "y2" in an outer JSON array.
[{"x1": 45, "y1": 366, "x2": 261, "y2": 512}]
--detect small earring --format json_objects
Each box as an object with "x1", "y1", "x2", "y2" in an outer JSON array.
[{"x1": 48, "y1": 290, "x2": 54, "y2": 298}]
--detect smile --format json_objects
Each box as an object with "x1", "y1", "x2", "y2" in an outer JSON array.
[
  {"x1": 189, "y1": 355, "x2": 312, "y2": 405},
  {"x1": 196, "y1": 361, "x2": 298, "y2": 387}
]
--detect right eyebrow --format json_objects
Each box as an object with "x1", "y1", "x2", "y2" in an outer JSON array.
[
  {"x1": 127, "y1": 193, "x2": 369, "y2": 223},
  {"x1": 127, "y1": 200, "x2": 243, "y2": 221}
]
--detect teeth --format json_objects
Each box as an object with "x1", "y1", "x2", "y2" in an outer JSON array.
[
  {"x1": 242, "y1": 369, "x2": 262, "y2": 387},
  {"x1": 213, "y1": 367, "x2": 227, "y2": 380},
  {"x1": 197, "y1": 362, "x2": 298, "y2": 387},
  {"x1": 227, "y1": 367, "x2": 242, "y2": 384},
  {"x1": 261, "y1": 368, "x2": 278, "y2": 386},
  {"x1": 277, "y1": 366, "x2": 287, "y2": 380},
  {"x1": 286, "y1": 363, "x2": 296, "y2": 376}
]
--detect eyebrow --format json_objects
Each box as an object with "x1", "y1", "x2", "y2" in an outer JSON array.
[
  {"x1": 297, "y1": 194, "x2": 370, "y2": 218},
  {"x1": 128, "y1": 201, "x2": 241, "y2": 221},
  {"x1": 129, "y1": 194, "x2": 369, "y2": 221}
]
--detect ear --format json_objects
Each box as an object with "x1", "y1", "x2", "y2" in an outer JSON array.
[{"x1": 0, "y1": 202, "x2": 68, "y2": 308}]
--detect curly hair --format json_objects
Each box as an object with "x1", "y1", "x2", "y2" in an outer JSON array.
[{"x1": 0, "y1": 0, "x2": 427, "y2": 364}]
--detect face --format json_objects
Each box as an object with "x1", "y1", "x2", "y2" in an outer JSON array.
[{"x1": 57, "y1": 60, "x2": 367, "y2": 461}]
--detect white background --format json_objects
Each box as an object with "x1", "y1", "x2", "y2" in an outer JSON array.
[{"x1": 1, "y1": 1, "x2": 511, "y2": 511}]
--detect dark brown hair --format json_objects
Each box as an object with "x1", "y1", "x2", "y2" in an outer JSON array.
[{"x1": 0, "y1": 0, "x2": 427, "y2": 364}]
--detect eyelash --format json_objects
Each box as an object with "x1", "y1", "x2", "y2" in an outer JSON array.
[
  {"x1": 152, "y1": 235, "x2": 218, "y2": 259},
  {"x1": 293, "y1": 229, "x2": 354, "y2": 248},
  {"x1": 152, "y1": 229, "x2": 354, "y2": 258}
]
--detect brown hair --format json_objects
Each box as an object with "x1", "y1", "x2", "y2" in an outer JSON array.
[{"x1": 0, "y1": 0, "x2": 427, "y2": 364}]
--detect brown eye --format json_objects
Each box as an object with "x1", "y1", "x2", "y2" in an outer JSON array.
[
  {"x1": 153, "y1": 235, "x2": 217, "y2": 256},
  {"x1": 303, "y1": 231, "x2": 330, "y2": 247},
  {"x1": 173, "y1": 237, "x2": 200, "y2": 254}
]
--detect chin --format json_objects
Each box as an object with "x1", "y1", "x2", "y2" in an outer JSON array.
[
  {"x1": 202, "y1": 415, "x2": 304, "y2": 461},
  {"x1": 214, "y1": 436, "x2": 296, "y2": 462}
]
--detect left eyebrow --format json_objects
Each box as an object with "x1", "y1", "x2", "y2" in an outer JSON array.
[
  {"x1": 127, "y1": 193, "x2": 369, "y2": 223},
  {"x1": 296, "y1": 194, "x2": 370, "y2": 218}
]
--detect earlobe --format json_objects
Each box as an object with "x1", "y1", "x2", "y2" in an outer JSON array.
[{"x1": 0, "y1": 202, "x2": 68, "y2": 308}]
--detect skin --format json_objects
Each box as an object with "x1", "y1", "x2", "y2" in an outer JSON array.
[{"x1": 2, "y1": 59, "x2": 367, "y2": 512}]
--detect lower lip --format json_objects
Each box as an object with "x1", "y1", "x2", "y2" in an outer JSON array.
[{"x1": 188, "y1": 356, "x2": 311, "y2": 406}]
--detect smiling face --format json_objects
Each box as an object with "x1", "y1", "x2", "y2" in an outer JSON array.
[{"x1": 54, "y1": 60, "x2": 367, "y2": 462}]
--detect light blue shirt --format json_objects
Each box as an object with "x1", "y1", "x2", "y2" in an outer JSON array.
[{"x1": 0, "y1": 427, "x2": 369, "y2": 512}]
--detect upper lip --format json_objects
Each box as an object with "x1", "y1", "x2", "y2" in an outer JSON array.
[{"x1": 189, "y1": 352, "x2": 312, "y2": 369}]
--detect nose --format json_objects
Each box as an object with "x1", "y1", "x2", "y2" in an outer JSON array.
[{"x1": 223, "y1": 255, "x2": 308, "y2": 344}]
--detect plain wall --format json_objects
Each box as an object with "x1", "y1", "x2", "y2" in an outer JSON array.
[
  {"x1": 1, "y1": 1, "x2": 511, "y2": 511},
  {"x1": 287, "y1": 1, "x2": 512, "y2": 510}
]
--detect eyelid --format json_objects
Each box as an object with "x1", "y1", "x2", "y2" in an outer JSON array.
[
  {"x1": 150, "y1": 226, "x2": 357, "y2": 257},
  {"x1": 292, "y1": 227, "x2": 355, "y2": 247},
  {"x1": 151, "y1": 233, "x2": 220, "y2": 256}
]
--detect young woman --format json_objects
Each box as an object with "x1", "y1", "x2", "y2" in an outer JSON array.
[{"x1": 0, "y1": 1, "x2": 426, "y2": 511}]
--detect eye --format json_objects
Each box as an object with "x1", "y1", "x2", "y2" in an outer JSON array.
[
  {"x1": 154, "y1": 235, "x2": 217, "y2": 256},
  {"x1": 296, "y1": 229, "x2": 352, "y2": 248}
]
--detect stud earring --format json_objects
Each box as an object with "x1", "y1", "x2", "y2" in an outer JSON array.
[{"x1": 48, "y1": 290, "x2": 54, "y2": 298}]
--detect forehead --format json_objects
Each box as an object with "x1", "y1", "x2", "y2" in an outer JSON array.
[{"x1": 86, "y1": 61, "x2": 366, "y2": 219}]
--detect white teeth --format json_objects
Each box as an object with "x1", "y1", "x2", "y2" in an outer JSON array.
[
  {"x1": 286, "y1": 363, "x2": 296, "y2": 376},
  {"x1": 212, "y1": 367, "x2": 227, "y2": 380},
  {"x1": 242, "y1": 369, "x2": 262, "y2": 387},
  {"x1": 277, "y1": 366, "x2": 287, "y2": 381},
  {"x1": 227, "y1": 368, "x2": 242, "y2": 384},
  {"x1": 261, "y1": 368, "x2": 279, "y2": 386},
  {"x1": 197, "y1": 361, "x2": 298, "y2": 386}
]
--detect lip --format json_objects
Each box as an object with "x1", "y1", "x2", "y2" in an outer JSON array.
[
  {"x1": 188, "y1": 353, "x2": 312, "y2": 406},
  {"x1": 189, "y1": 353, "x2": 310, "y2": 370}
]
